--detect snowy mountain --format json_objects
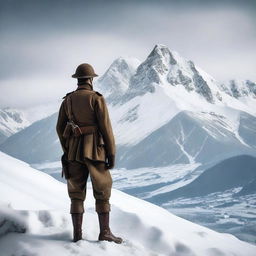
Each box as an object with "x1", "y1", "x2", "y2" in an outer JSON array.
[
  {"x1": 0, "y1": 113, "x2": 61, "y2": 163},
  {"x1": 2, "y1": 108, "x2": 256, "y2": 168},
  {"x1": 1, "y1": 151, "x2": 256, "y2": 256},
  {"x1": 117, "y1": 110, "x2": 256, "y2": 169},
  {"x1": 0, "y1": 107, "x2": 29, "y2": 144},
  {"x1": 1, "y1": 44, "x2": 256, "y2": 168},
  {"x1": 148, "y1": 154, "x2": 256, "y2": 202},
  {"x1": 220, "y1": 79, "x2": 256, "y2": 99},
  {"x1": 105, "y1": 44, "x2": 256, "y2": 147},
  {"x1": 119, "y1": 44, "x2": 224, "y2": 104},
  {"x1": 95, "y1": 56, "x2": 140, "y2": 102}
]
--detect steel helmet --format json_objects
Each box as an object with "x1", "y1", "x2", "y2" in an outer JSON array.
[{"x1": 71, "y1": 63, "x2": 98, "y2": 78}]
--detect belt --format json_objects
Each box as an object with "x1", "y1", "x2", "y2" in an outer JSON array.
[
  {"x1": 78, "y1": 125, "x2": 98, "y2": 135},
  {"x1": 64, "y1": 121, "x2": 98, "y2": 138}
]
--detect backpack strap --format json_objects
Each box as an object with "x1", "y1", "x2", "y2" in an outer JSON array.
[
  {"x1": 64, "y1": 93, "x2": 83, "y2": 136},
  {"x1": 66, "y1": 94, "x2": 74, "y2": 122}
]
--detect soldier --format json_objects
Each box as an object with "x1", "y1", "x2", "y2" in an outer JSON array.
[{"x1": 56, "y1": 63, "x2": 123, "y2": 244}]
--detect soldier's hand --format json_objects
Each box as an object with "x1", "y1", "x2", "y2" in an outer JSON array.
[{"x1": 106, "y1": 155, "x2": 115, "y2": 169}]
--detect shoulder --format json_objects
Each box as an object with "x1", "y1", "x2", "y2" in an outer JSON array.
[
  {"x1": 62, "y1": 91, "x2": 74, "y2": 99},
  {"x1": 94, "y1": 91, "x2": 103, "y2": 96},
  {"x1": 92, "y1": 91, "x2": 107, "y2": 107},
  {"x1": 92, "y1": 90, "x2": 105, "y2": 100}
]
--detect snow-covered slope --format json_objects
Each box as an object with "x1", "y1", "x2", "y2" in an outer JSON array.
[
  {"x1": 148, "y1": 154, "x2": 256, "y2": 203},
  {"x1": 0, "y1": 113, "x2": 61, "y2": 163},
  {"x1": 220, "y1": 79, "x2": 256, "y2": 99},
  {"x1": 148, "y1": 155, "x2": 256, "y2": 245},
  {"x1": 32, "y1": 154, "x2": 256, "y2": 245},
  {"x1": 0, "y1": 107, "x2": 29, "y2": 144},
  {"x1": 116, "y1": 110, "x2": 256, "y2": 169},
  {"x1": 107, "y1": 44, "x2": 256, "y2": 147},
  {"x1": 0, "y1": 151, "x2": 256, "y2": 256},
  {"x1": 3, "y1": 108, "x2": 256, "y2": 167}
]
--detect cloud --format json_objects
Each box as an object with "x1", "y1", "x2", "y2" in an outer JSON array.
[{"x1": 0, "y1": 0, "x2": 256, "y2": 108}]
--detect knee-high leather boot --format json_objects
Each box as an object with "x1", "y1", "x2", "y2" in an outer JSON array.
[
  {"x1": 71, "y1": 213, "x2": 83, "y2": 242},
  {"x1": 98, "y1": 212, "x2": 123, "y2": 244}
]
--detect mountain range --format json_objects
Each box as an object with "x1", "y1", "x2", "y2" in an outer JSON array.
[{"x1": 1, "y1": 44, "x2": 255, "y2": 168}]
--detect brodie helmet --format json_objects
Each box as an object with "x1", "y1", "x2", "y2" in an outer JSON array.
[{"x1": 72, "y1": 63, "x2": 98, "y2": 78}]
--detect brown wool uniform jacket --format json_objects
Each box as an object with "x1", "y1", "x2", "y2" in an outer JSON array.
[{"x1": 56, "y1": 83, "x2": 116, "y2": 163}]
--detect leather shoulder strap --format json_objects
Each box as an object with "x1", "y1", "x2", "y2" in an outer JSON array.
[{"x1": 65, "y1": 94, "x2": 74, "y2": 122}]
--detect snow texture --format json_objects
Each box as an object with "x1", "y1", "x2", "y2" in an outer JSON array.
[{"x1": 0, "y1": 151, "x2": 256, "y2": 256}]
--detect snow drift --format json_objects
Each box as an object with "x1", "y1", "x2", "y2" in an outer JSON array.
[{"x1": 0, "y1": 151, "x2": 256, "y2": 256}]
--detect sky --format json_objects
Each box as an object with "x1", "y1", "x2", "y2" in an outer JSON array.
[{"x1": 0, "y1": 0, "x2": 256, "y2": 109}]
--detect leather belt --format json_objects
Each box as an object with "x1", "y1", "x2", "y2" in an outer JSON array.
[
  {"x1": 78, "y1": 125, "x2": 98, "y2": 135},
  {"x1": 63, "y1": 120, "x2": 99, "y2": 138}
]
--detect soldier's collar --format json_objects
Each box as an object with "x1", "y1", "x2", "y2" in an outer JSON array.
[{"x1": 76, "y1": 83, "x2": 93, "y2": 91}]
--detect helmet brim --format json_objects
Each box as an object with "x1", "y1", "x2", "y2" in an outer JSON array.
[{"x1": 71, "y1": 73, "x2": 99, "y2": 78}]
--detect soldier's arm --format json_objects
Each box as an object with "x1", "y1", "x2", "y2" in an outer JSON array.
[
  {"x1": 56, "y1": 100, "x2": 69, "y2": 154},
  {"x1": 94, "y1": 94, "x2": 116, "y2": 157}
]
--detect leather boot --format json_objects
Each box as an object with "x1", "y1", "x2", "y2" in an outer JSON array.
[
  {"x1": 98, "y1": 212, "x2": 123, "y2": 244},
  {"x1": 71, "y1": 213, "x2": 83, "y2": 242}
]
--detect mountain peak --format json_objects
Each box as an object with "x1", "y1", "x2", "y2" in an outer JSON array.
[
  {"x1": 95, "y1": 56, "x2": 140, "y2": 99},
  {"x1": 97, "y1": 44, "x2": 226, "y2": 105},
  {"x1": 147, "y1": 44, "x2": 177, "y2": 66},
  {"x1": 112, "y1": 56, "x2": 140, "y2": 69},
  {"x1": 122, "y1": 44, "x2": 221, "y2": 104},
  {"x1": 99, "y1": 56, "x2": 140, "y2": 79},
  {"x1": 151, "y1": 44, "x2": 170, "y2": 54}
]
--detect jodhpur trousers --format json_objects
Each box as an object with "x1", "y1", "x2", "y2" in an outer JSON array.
[{"x1": 67, "y1": 158, "x2": 113, "y2": 214}]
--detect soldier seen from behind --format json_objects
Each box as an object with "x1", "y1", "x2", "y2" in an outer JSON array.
[{"x1": 56, "y1": 63, "x2": 123, "y2": 243}]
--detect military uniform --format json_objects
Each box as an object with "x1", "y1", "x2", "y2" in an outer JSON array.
[
  {"x1": 56, "y1": 83, "x2": 115, "y2": 214},
  {"x1": 56, "y1": 63, "x2": 122, "y2": 244}
]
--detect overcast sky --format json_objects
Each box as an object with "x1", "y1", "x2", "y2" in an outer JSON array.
[{"x1": 0, "y1": 0, "x2": 256, "y2": 108}]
